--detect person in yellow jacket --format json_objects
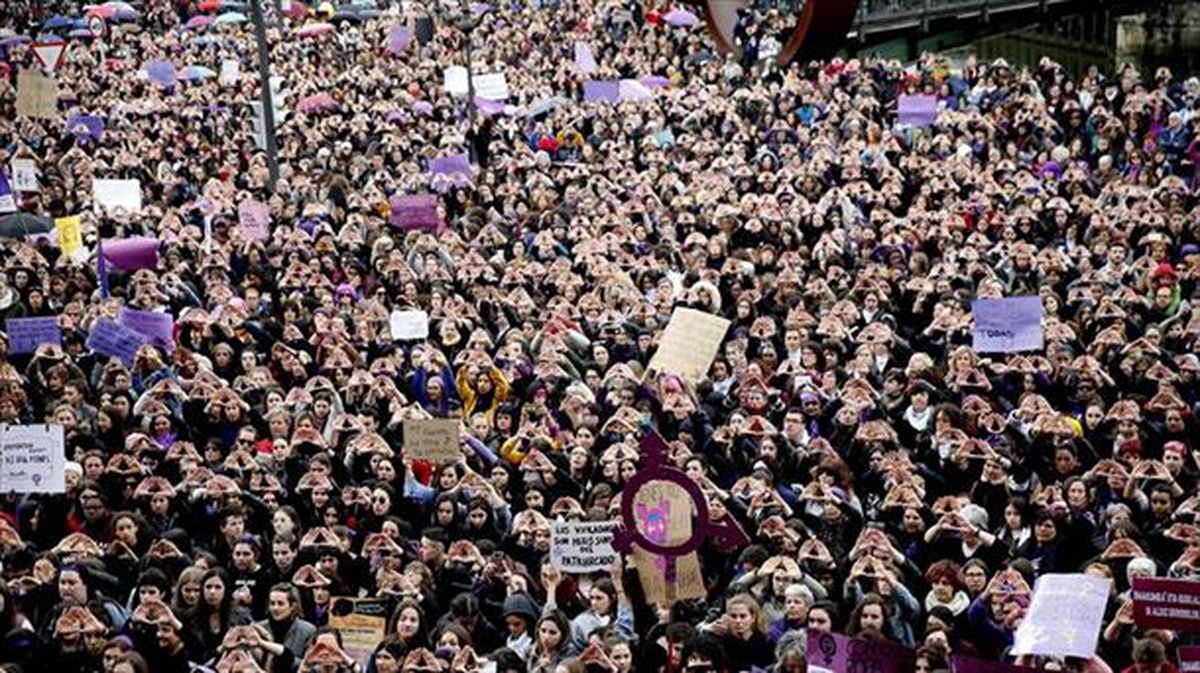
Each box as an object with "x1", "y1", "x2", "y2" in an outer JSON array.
[{"x1": 455, "y1": 357, "x2": 512, "y2": 421}]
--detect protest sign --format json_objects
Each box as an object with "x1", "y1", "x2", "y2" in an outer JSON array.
[
  {"x1": 118, "y1": 306, "x2": 175, "y2": 352},
  {"x1": 93, "y1": 179, "x2": 143, "y2": 214},
  {"x1": 102, "y1": 237, "x2": 158, "y2": 269},
  {"x1": 5, "y1": 317, "x2": 63, "y2": 355},
  {"x1": 0, "y1": 171, "x2": 15, "y2": 213},
  {"x1": 1013, "y1": 573, "x2": 1110, "y2": 658},
  {"x1": 146, "y1": 60, "x2": 176, "y2": 87},
  {"x1": 1132, "y1": 576, "x2": 1200, "y2": 632},
  {"x1": 389, "y1": 194, "x2": 440, "y2": 231},
  {"x1": 220, "y1": 59, "x2": 240, "y2": 85},
  {"x1": 474, "y1": 72, "x2": 509, "y2": 101},
  {"x1": 647, "y1": 308, "x2": 731, "y2": 383},
  {"x1": 67, "y1": 114, "x2": 104, "y2": 143},
  {"x1": 618, "y1": 79, "x2": 654, "y2": 102},
  {"x1": 0, "y1": 424, "x2": 66, "y2": 493},
  {"x1": 551, "y1": 520, "x2": 618, "y2": 572},
  {"x1": 87, "y1": 317, "x2": 150, "y2": 364},
  {"x1": 807, "y1": 631, "x2": 916, "y2": 673},
  {"x1": 1179, "y1": 646, "x2": 1200, "y2": 672},
  {"x1": 386, "y1": 25, "x2": 411, "y2": 55},
  {"x1": 950, "y1": 656, "x2": 1045, "y2": 673},
  {"x1": 584, "y1": 80, "x2": 621, "y2": 103},
  {"x1": 55, "y1": 216, "x2": 84, "y2": 259},
  {"x1": 237, "y1": 200, "x2": 271, "y2": 240},
  {"x1": 16, "y1": 70, "x2": 59, "y2": 120},
  {"x1": 443, "y1": 66, "x2": 469, "y2": 95},
  {"x1": 11, "y1": 159, "x2": 38, "y2": 192},
  {"x1": 898, "y1": 94, "x2": 939, "y2": 126},
  {"x1": 329, "y1": 598, "x2": 388, "y2": 668},
  {"x1": 389, "y1": 310, "x2": 430, "y2": 341},
  {"x1": 428, "y1": 154, "x2": 472, "y2": 180},
  {"x1": 404, "y1": 418, "x2": 460, "y2": 462},
  {"x1": 972, "y1": 296, "x2": 1043, "y2": 353},
  {"x1": 574, "y1": 41, "x2": 597, "y2": 73},
  {"x1": 629, "y1": 479, "x2": 705, "y2": 603}
]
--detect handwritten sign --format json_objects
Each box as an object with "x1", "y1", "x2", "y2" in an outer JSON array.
[
  {"x1": 972, "y1": 297, "x2": 1043, "y2": 354},
  {"x1": 329, "y1": 598, "x2": 388, "y2": 668},
  {"x1": 16, "y1": 70, "x2": 58, "y2": 120},
  {"x1": 404, "y1": 418, "x2": 460, "y2": 462},
  {"x1": 1013, "y1": 573, "x2": 1110, "y2": 658},
  {"x1": 0, "y1": 424, "x2": 66, "y2": 493},
  {"x1": 10, "y1": 159, "x2": 38, "y2": 192},
  {"x1": 574, "y1": 41, "x2": 597, "y2": 73},
  {"x1": 389, "y1": 310, "x2": 430, "y2": 341},
  {"x1": 237, "y1": 199, "x2": 271, "y2": 240},
  {"x1": 220, "y1": 59, "x2": 240, "y2": 85},
  {"x1": 86, "y1": 317, "x2": 149, "y2": 364},
  {"x1": 443, "y1": 66, "x2": 469, "y2": 95},
  {"x1": 647, "y1": 308, "x2": 730, "y2": 383},
  {"x1": 551, "y1": 520, "x2": 618, "y2": 572},
  {"x1": 1132, "y1": 576, "x2": 1200, "y2": 633},
  {"x1": 807, "y1": 632, "x2": 915, "y2": 673},
  {"x1": 93, "y1": 179, "x2": 143, "y2": 214},
  {"x1": 474, "y1": 72, "x2": 509, "y2": 101},
  {"x1": 117, "y1": 306, "x2": 175, "y2": 352},
  {"x1": 5, "y1": 317, "x2": 62, "y2": 355},
  {"x1": 388, "y1": 194, "x2": 440, "y2": 231},
  {"x1": 898, "y1": 94, "x2": 939, "y2": 126}
]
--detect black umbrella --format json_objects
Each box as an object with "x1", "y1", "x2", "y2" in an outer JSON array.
[{"x1": 0, "y1": 213, "x2": 55, "y2": 238}]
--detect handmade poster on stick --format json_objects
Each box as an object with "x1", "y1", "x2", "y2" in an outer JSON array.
[
  {"x1": 328, "y1": 598, "x2": 387, "y2": 668},
  {"x1": 551, "y1": 520, "x2": 619, "y2": 573},
  {"x1": 647, "y1": 308, "x2": 731, "y2": 383},
  {"x1": 56, "y1": 216, "x2": 85, "y2": 260},
  {"x1": 0, "y1": 424, "x2": 66, "y2": 493},
  {"x1": 5, "y1": 317, "x2": 63, "y2": 355},
  {"x1": 1012, "y1": 573, "x2": 1110, "y2": 658},
  {"x1": 404, "y1": 418, "x2": 460, "y2": 462},
  {"x1": 972, "y1": 297, "x2": 1043, "y2": 354}
]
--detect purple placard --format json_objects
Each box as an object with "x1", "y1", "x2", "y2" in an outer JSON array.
[
  {"x1": 388, "y1": 194, "x2": 441, "y2": 231},
  {"x1": 86, "y1": 316, "x2": 150, "y2": 364},
  {"x1": 972, "y1": 296, "x2": 1044, "y2": 353},
  {"x1": 574, "y1": 41, "x2": 597, "y2": 73},
  {"x1": 806, "y1": 632, "x2": 915, "y2": 673},
  {"x1": 897, "y1": 93, "x2": 938, "y2": 126},
  {"x1": 583, "y1": 80, "x2": 620, "y2": 103},
  {"x1": 117, "y1": 306, "x2": 175, "y2": 352},
  {"x1": 386, "y1": 25, "x2": 411, "y2": 55},
  {"x1": 5, "y1": 317, "x2": 62, "y2": 355},
  {"x1": 428, "y1": 154, "x2": 471, "y2": 179},
  {"x1": 951, "y1": 655, "x2": 1045, "y2": 673},
  {"x1": 146, "y1": 60, "x2": 176, "y2": 88},
  {"x1": 103, "y1": 237, "x2": 159, "y2": 270},
  {"x1": 66, "y1": 114, "x2": 104, "y2": 142}
]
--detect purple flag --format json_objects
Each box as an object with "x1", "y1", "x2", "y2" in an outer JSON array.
[
  {"x1": 950, "y1": 656, "x2": 1045, "y2": 673},
  {"x1": 618, "y1": 79, "x2": 654, "y2": 102},
  {"x1": 639, "y1": 75, "x2": 670, "y2": 89},
  {"x1": 583, "y1": 80, "x2": 620, "y2": 103},
  {"x1": 97, "y1": 237, "x2": 109, "y2": 298},
  {"x1": 807, "y1": 632, "x2": 914, "y2": 673},
  {"x1": 102, "y1": 237, "x2": 159, "y2": 270},
  {"x1": 146, "y1": 60, "x2": 176, "y2": 88},
  {"x1": 574, "y1": 41, "x2": 597, "y2": 74},
  {"x1": 428, "y1": 154, "x2": 471, "y2": 179},
  {"x1": 66, "y1": 114, "x2": 104, "y2": 142},
  {"x1": 386, "y1": 25, "x2": 411, "y2": 55},
  {"x1": 474, "y1": 97, "x2": 506, "y2": 116},
  {"x1": 389, "y1": 194, "x2": 441, "y2": 231},
  {"x1": 897, "y1": 94, "x2": 939, "y2": 126},
  {"x1": 0, "y1": 170, "x2": 15, "y2": 213}
]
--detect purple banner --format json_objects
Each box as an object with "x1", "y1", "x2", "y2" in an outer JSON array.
[
  {"x1": 807, "y1": 632, "x2": 915, "y2": 673},
  {"x1": 1132, "y1": 577, "x2": 1200, "y2": 633},
  {"x1": 583, "y1": 80, "x2": 621, "y2": 103},
  {"x1": 86, "y1": 317, "x2": 150, "y2": 364},
  {"x1": 102, "y1": 237, "x2": 158, "y2": 270},
  {"x1": 388, "y1": 194, "x2": 441, "y2": 231},
  {"x1": 428, "y1": 154, "x2": 471, "y2": 179},
  {"x1": 117, "y1": 306, "x2": 175, "y2": 352},
  {"x1": 951, "y1": 656, "x2": 1045, "y2": 673},
  {"x1": 897, "y1": 94, "x2": 938, "y2": 126},
  {"x1": 474, "y1": 97, "x2": 506, "y2": 116},
  {"x1": 5, "y1": 317, "x2": 62, "y2": 355},
  {"x1": 0, "y1": 170, "x2": 14, "y2": 213}
]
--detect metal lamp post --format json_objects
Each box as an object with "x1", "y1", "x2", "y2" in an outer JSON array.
[{"x1": 249, "y1": 0, "x2": 280, "y2": 192}]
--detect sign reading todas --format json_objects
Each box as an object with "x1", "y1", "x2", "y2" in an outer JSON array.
[
  {"x1": 551, "y1": 520, "x2": 618, "y2": 572},
  {"x1": 1132, "y1": 577, "x2": 1200, "y2": 632},
  {"x1": 806, "y1": 631, "x2": 915, "y2": 673},
  {"x1": 972, "y1": 297, "x2": 1044, "y2": 353}
]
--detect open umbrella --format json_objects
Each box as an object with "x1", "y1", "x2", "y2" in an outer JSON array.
[
  {"x1": 198, "y1": 0, "x2": 220, "y2": 11},
  {"x1": 112, "y1": 7, "x2": 140, "y2": 21},
  {"x1": 297, "y1": 93, "x2": 338, "y2": 113},
  {"x1": 180, "y1": 65, "x2": 216, "y2": 80},
  {"x1": 42, "y1": 15, "x2": 77, "y2": 31},
  {"x1": 0, "y1": 214, "x2": 55, "y2": 238},
  {"x1": 86, "y1": 5, "x2": 117, "y2": 19},
  {"x1": 663, "y1": 8, "x2": 699, "y2": 27},
  {"x1": 214, "y1": 11, "x2": 247, "y2": 24},
  {"x1": 185, "y1": 15, "x2": 214, "y2": 29},
  {"x1": 68, "y1": 29, "x2": 96, "y2": 39},
  {"x1": 0, "y1": 34, "x2": 32, "y2": 47},
  {"x1": 296, "y1": 22, "x2": 336, "y2": 38},
  {"x1": 219, "y1": 0, "x2": 247, "y2": 8}
]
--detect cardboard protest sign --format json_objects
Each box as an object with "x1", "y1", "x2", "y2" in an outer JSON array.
[
  {"x1": 237, "y1": 200, "x2": 271, "y2": 240},
  {"x1": 220, "y1": 59, "x2": 240, "y2": 85},
  {"x1": 328, "y1": 598, "x2": 388, "y2": 668},
  {"x1": 0, "y1": 424, "x2": 66, "y2": 493},
  {"x1": 551, "y1": 520, "x2": 618, "y2": 572},
  {"x1": 5, "y1": 317, "x2": 63, "y2": 355},
  {"x1": 1179, "y1": 646, "x2": 1200, "y2": 672},
  {"x1": 807, "y1": 631, "x2": 916, "y2": 673},
  {"x1": 630, "y1": 480, "x2": 705, "y2": 603},
  {"x1": 15, "y1": 70, "x2": 59, "y2": 120},
  {"x1": 404, "y1": 418, "x2": 460, "y2": 462},
  {"x1": 1132, "y1": 576, "x2": 1200, "y2": 632},
  {"x1": 388, "y1": 194, "x2": 440, "y2": 231},
  {"x1": 1013, "y1": 573, "x2": 1110, "y2": 658},
  {"x1": 898, "y1": 94, "x2": 939, "y2": 126},
  {"x1": 389, "y1": 310, "x2": 430, "y2": 341},
  {"x1": 93, "y1": 179, "x2": 143, "y2": 214},
  {"x1": 473, "y1": 72, "x2": 509, "y2": 101},
  {"x1": 972, "y1": 297, "x2": 1043, "y2": 353},
  {"x1": 10, "y1": 159, "x2": 38, "y2": 192},
  {"x1": 950, "y1": 655, "x2": 1045, "y2": 673},
  {"x1": 574, "y1": 41, "x2": 597, "y2": 73},
  {"x1": 647, "y1": 308, "x2": 731, "y2": 383},
  {"x1": 117, "y1": 306, "x2": 175, "y2": 352},
  {"x1": 86, "y1": 317, "x2": 150, "y2": 364}
]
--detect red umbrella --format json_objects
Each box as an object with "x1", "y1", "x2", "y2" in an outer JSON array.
[
  {"x1": 198, "y1": 0, "x2": 220, "y2": 13},
  {"x1": 86, "y1": 5, "x2": 117, "y2": 18}
]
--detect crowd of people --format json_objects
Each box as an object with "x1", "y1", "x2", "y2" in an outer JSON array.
[{"x1": 1, "y1": 0, "x2": 1200, "y2": 671}]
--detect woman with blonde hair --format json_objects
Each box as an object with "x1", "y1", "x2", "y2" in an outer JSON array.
[{"x1": 716, "y1": 593, "x2": 773, "y2": 672}]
